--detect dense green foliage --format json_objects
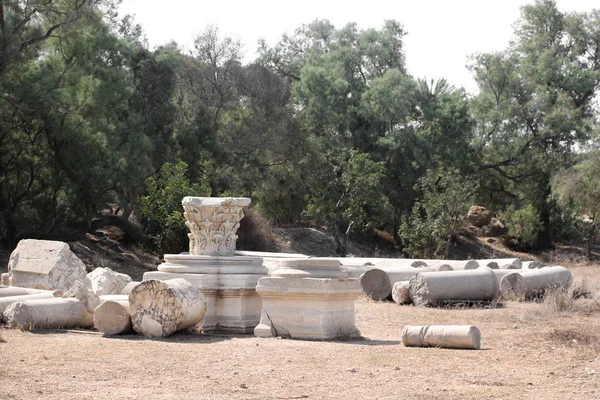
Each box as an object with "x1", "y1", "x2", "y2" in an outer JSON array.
[
  {"x1": 138, "y1": 161, "x2": 209, "y2": 254},
  {"x1": 399, "y1": 170, "x2": 479, "y2": 258},
  {"x1": 1, "y1": 1, "x2": 599, "y2": 257}
]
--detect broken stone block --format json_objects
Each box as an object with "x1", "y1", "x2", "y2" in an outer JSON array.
[
  {"x1": 87, "y1": 267, "x2": 132, "y2": 295},
  {"x1": 339, "y1": 266, "x2": 391, "y2": 301},
  {"x1": 94, "y1": 299, "x2": 132, "y2": 335},
  {"x1": 498, "y1": 272, "x2": 526, "y2": 300},
  {"x1": 3, "y1": 280, "x2": 99, "y2": 330},
  {"x1": 255, "y1": 258, "x2": 362, "y2": 340},
  {"x1": 409, "y1": 267, "x2": 499, "y2": 306},
  {"x1": 402, "y1": 325, "x2": 481, "y2": 349},
  {"x1": 1, "y1": 273, "x2": 10, "y2": 286},
  {"x1": 8, "y1": 239, "x2": 87, "y2": 291},
  {"x1": 467, "y1": 205, "x2": 494, "y2": 227},
  {"x1": 129, "y1": 278, "x2": 207, "y2": 337},
  {"x1": 4, "y1": 297, "x2": 93, "y2": 330},
  {"x1": 0, "y1": 291, "x2": 63, "y2": 315},
  {"x1": 119, "y1": 281, "x2": 141, "y2": 295},
  {"x1": 391, "y1": 281, "x2": 411, "y2": 304},
  {"x1": 519, "y1": 266, "x2": 572, "y2": 298},
  {"x1": 0, "y1": 287, "x2": 57, "y2": 298}
]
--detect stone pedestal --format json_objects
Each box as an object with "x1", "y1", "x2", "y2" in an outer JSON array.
[
  {"x1": 143, "y1": 254, "x2": 267, "y2": 333},
  {"x1": 254, "y1": 258, "x2": 362, "y2": 340}
]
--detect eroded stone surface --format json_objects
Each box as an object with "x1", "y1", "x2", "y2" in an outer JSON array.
[
  {"x1": 8, "y1": 239, "x2": 87, "y2": 291},
  {"x1": 129, "y1": 278, "x2": 207, "y2": 337},
  {"x1": 94, "y1": 299, "x2": 132, "y2": 335},
  {"x1": 255, "y1": 259, "x2": 362, "y2": 340},
  {"x1": 402, "y1": 325, "x2": 481, "y2": 349},
  {"x1": 409, "y1": 267, "x2": 499, "y2": 306},
  {"x1": 391, "y1": 281, "x2": 411, "y2": 304},
  {"x1": 87, "y1": 267, "x2": 132, "y2": 295},
  {"x1": 182, "y1": 197, "x2": 250, "y2": 256}
]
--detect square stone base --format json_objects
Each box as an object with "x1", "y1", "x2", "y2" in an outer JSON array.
[{"x1": 143, "y1": 271, "x2": 263, "y2": 334}]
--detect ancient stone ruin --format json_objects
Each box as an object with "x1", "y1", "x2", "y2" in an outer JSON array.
[
  {"x1": 144, "y1": 197, "x2": 268, "y2": 333},
  {"x1": 254, "y1": 258, "x2": 362, "y2": 340}
]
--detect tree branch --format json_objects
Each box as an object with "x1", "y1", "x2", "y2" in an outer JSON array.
[{"x1": 19, "y1": 23, "x2": 62, "y2": 52}]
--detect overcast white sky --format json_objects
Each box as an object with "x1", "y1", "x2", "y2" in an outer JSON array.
[{"x1": 118, "y1": 0, "x2": 598, "y2": 94}]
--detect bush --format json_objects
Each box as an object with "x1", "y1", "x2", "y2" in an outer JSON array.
[
  {"x1": 398, "y1": 169, "x2": 478, "y2": 259},
  {"x1": 500, "y1": 204, "x2": 542, "y2": 250},
  {"x1": 138, "y1": 161, "x2": 209, "y2": 254}
]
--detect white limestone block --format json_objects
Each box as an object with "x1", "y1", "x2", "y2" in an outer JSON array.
[
  {"x1": 0, "y1": 291, "x2": 63, "y2": 314},
  {"x1": 339, "y1": 266, "x2": 392, "y2": 301},
  {"x1": 255, "y1": 258, "x2": 362, "y2": 340},
  {"x1": 409, "y1": 267, "x2": 499, "y2": 306},
  {"x1": 519, "y1": 266, "x2": 572, "y2": 298},
  {"x1": 402, "y1": 325, "x2": 481, "y2": 349},
  {"x1": 4, "y1": 297, "x2": 95, "y2": 330},
  {"x1": 7, "y1": 239, "x2": 87, "y2": 291},
  {"x1": 94, "y1": 299, "x2": 132, "y2": 335},
  {"x1": 391, "y1": 281, "x2": 411, "y2": 304},
  {"x1": 0, "y1": 287, "x2": 59, "y2": 297},
  {"x1": 381, "y1": 265, "x2": 434, "y2": 286},
  {"x1": 1, "y1": 273, "x2": 10, "y2": 286},
  {"x1": 119, "y1": 281, "x2": 141, "y2": 295},
  {"x1": 129, "y1": 278, "x2": 207, "y2": 337},
  {"x1": 87, "y1": 267, "x2": 132, "y2": 295}
]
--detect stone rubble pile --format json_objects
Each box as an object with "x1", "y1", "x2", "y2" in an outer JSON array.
[{"x1": 0, "y1": 197, "x2": 577, "y2": 348}]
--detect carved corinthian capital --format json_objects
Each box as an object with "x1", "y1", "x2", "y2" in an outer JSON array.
[{"x1": 182, "y1": 197, "x2": 251, "y2": 256}]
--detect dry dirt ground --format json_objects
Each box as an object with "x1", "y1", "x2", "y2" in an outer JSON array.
[{"x1": 1, "y1": 265, "x2": 599, "y2": 400}]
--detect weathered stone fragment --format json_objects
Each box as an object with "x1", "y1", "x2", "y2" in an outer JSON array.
[
  {"x1": 402, "y1": 325, "x2": 481, "y2": 349},
  {"x1": 467, "y1": 205, "x2": 494, "y2": 227},
  {"x1": 119, "y1": 281, "x2": 141, "y2": 295},
  {"x1": 3, "y1": 281, "x2": 98, "y2": 330},
  {"x1": 1, "y1": 273, "x2": 10, "y2": 286},
  {"x1": 0, "y1": 287, "x2": 58, "y2": 298},
  {"x1": 409, "y1": 267, "x2": 499, "y2": 306},
  {"x1": 391, "y1": 281, "x2": 411, "y2": 304},
  {"x1": 0, "y1": 291, "x2": 63, "y2": 315},
  {"x1": 8, "y1": 239, "x2": 87, "y2": 291},
  {"x1": 129, "y1": 278, "x2": 207, "y2": 337},
  {"x1": 255, "y1": 258, "x2": 361, "y2": 340},
  {"x1": 519, "y1": 266, "x2": 572, "y2": 298},
  {"x1": 87, "y1": 267, "x2": 132, "y2": 295},
  {"x1": 339, "y1": 266, "x2": 391, "y2": 301},
  {"x1": 94, "y1": 299, "x2": 132, "y2": 335}
]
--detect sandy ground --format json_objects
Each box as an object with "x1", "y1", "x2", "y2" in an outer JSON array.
[{"x1": 1, "y1": 267, "x2": 600, "y2": 400}]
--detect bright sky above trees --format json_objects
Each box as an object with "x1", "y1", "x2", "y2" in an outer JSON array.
[{"x1": 118, "y1": 0, "x2": 597, "y2": 94}]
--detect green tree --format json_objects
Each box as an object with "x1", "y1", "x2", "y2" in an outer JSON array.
[
  {"x1": 399, "y1": 169, "x2": 479, "y2": 259},
  {"x1": 138, "y1": 161, "x2": 210, "y2": 254},
  {"x1": 552, "y1": 151, "x2": 600, "y2": 259},
  {"x1": 470, "y1": 0, "x2": 600, "y2": 249}
]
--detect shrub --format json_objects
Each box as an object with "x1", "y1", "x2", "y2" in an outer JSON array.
[
  {"x1": 501, "y1": 204, "x2": 542, "y2": 251},
  {"x1": 138, "y1": 161, "x2": 209, "y2": 254},
  {"x1": 398, "y1": 169, "x2": 478, "y2": 259}
]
